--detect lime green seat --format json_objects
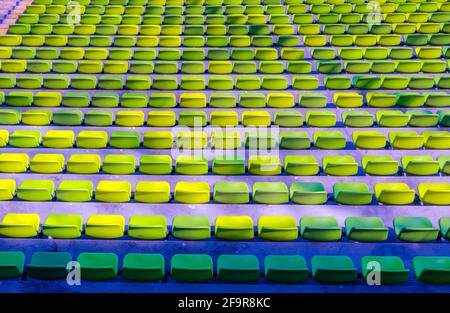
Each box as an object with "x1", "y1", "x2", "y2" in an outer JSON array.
[
  {"x1": 170, "y1": 254, "x2": 213, "y2": 282},
  {"x1": 439, "y1": 218, "x2": 450, "y2": 241},
  {"x1": 253, "y1": 182, "x2": 289, "y2": 204},
  {"x1": 0, "y1": 251, "x2": 25, "y2": 279},
  {"x1": 76, "y1": 131, "x2": 108, "y2": 149},
  {"x1": 274, "y1": 111, "x2": 303, "y2": 127},
  {"x1": 85, "y1": 214, "x2": 125, "y2": 239},
  {"x1": 247, "y1": 155, "x2": 281, "y2": 175},
  {"x1": 95, "y1": 181, "x2": 131, "y2": 203},
  {"x1": 284, "y1": 156, "x2": 319, "y2": 176},
  {"x1": 313, "y1": 131, "x2": 346, "y2": 149},
  {"x1": 423, "y1": 131, "x2": 450, "y2": 149},
  {"x1": 413, "y1": 256, "x2": 450, "y2": 285},
  {"x1": 212, "y1": 157, "x2": 245, "y2": 175},
  {"x1": 418, "y1": 183, "x2": 450, "y2": 205},
  {"x1": 128, "y1": 216, "x2": 167, "y2": 240},
  {"x1": 306, "y1": 111, "x2": 336, "y2": 127},
  {"x1": 323, "y1": 156, "x2": 358, "y2": 176},
  {"x1": 217, "y1": 255, "x2": 260, "y2": 283},
  {"x1": 139, "y1": 155, "x2": 172, "y2": 175},
  {"x1": 0, "y1": 130, "x2": 8, "y2": 147},
  {"x1": 258, "y1": 216, "x2": 298, "y2": 241},
  {"x1": 42, "y1": 130, "x2": 74, "y2": 148},
  {"x1": 394, "y1": 217, "x2": 439, "y2": 242},
  {"x1": 361, "y1": 155, "x2": 398, "y2": 176},
  {"x1": 176, "y1": 131, "x2": 207, "y2": 149},
  {"x1": 298, "y1": 93, "x2": 327, "y2": 108},
  {"x1": 30, "y1": 154, "x2": 64, "y2": 174},
  {"x1": 27, "y1": 252, "x2": 72, "y2": 280},
  {"x1": 172, "y1": 216, "x2": 211, "y2": 240},
  {"x1": 210, "y1": 111, "x2": 239, "y2": 127},
  {"x1": 402, "y1": 156, "x2": 440, "y2": 176},
  {"x1": 147, "y1": 111, "x2": 176, "y2": 127},
  {"x1": 300, "y1": 216, "x2": 341, "y2": 241},
  {"x1": 5, "y1": 92, "x2": 33, "y2": 107},
  {"x1": 352, "y1": 131, "x2": 386, "y2": 149},
  {"x1": 122, "y1": 253, "x2": 165, "y2": 282},
  {"x1": 375, "y1": 183, "x2": 415, "y2": 205},
  {"x1": 264, "y1": 255, "x2": 308, "y2": 283},
  {"x1": 389, "y1": 131, "x2": 424, "y2": 149},
  {"x1": 42, "y1": 214, "x2": 83, "y2": 239},
  {"x1": 143, "y1": 132, "x2": 173, "y2": 149},
  {"x1": 0, "y1": 154, "x2": 29, "y2": 173},
  {"x1": 345, "y1": 217, "x2": 388, "y2": 242},
  {"x1": 9, "y1": 130, "x2": 41, "y2": 148},
  {"x1": 0, "y1": 110, "x2": 21, "y2": 125},
  {"x1": 215, "y1": 216, "x2": 254, "y2": 240},
  {"x1": 290, "y1": 182, "x2": 327, "y2": 205},
  {"x1": 109, "y1": 131, "x2": 140, "y2": 149},
  {"x1": 178, "y1": 111, "x2": 207, "y2": 127},
  {"x1": 376, "y1": 110, "x2": 408, "y2": 127},
  {"x1": 242, "y1": 111, "x2": 271, "y2": 127},
  {"x1": 53, "y1": 110, "x2": 82, "y2": 126},
  {"x1": 135, "y1": 181, "x2": 170, "y2": 203},
  {"x1": 62, "y1": 92, "x2": 90, "y2": 107},
  {"x1": 279, "y1": 132, "x2": 310, "y2": 150},
  {"x1": 115, "y1": 111, "x2": 145, "y2": 127},
  {"x1": 84, "y1": 111, "x2": 113, "y2": 126},
  {"x1": 17, "y1": 180, "x2": 54, "y2": 201},
  {"x1": 102, "y1": 155, "x2": 136, "y2": 175},
  {"x1": 78, "y1": 253, "x2": 118, "y2": 281},
  {"x1": 407, "y1": 111, "x2": 439, "y2": 127},
  {"x1": 312, "y1": 256, "x2": 357, "y2": 284},
  {"x1": 175, "y1": 156, "x2": 208, "y2": 175},
  {"x1": 174, "y1": 181, "x2": 210, "y2": 204},
  {"x1": 67, "y1": 154, "x2": 101, "y2": 174},
  {"x1": 0, "y1": 213, "x2": 40, "y2": 238},
  {"x1": 361, "y1": 256, "x2": 410, "y2": 285},
  {"x1": 333, "y1": 183, "x2": 372, "y2": 205},
  {"x1": 213, "y1": 182, "x2": 249, "y2": 204},
  {"x1": 439, "y1": 156, "x2": 450, "y2": 175}
]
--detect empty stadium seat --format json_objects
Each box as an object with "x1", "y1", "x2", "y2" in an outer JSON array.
[
  {"x1": 27, "y1": 252, "x2": 72, "y2": 280},
  {"x1": 311, "y1": 256, "x2": 358, "y2": 284},
  {"x1": 170, "y1": 254, "x2": 213, "y2": 282}
]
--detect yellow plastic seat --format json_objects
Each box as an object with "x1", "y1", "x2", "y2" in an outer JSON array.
[
  {"x1": 0, "y1": 213, "x2": 40, "y2": 238},
  {"x1": 85, "y1": 215, "x2": 125, "y2": 239},
  {"x1": 0, "y1": 153, "x2": 29, "y2": 173},
  {"x1": 352, "y1": 131, "x2": 386, "y2": 149},
  {"x1": 418, "y1": 183, "x2": 450, "y2": 205},
  {"x1": 42, "y1": 130, "x2": 74, "y2": 148},
  {"x1": 0, "y1": 179, "x2": 16, "y2": 200},
  {"x1": 95, "y1": 181, "x2": 132, "y2": 203},
  {"x1": 174, "y1": 181, "x2": 210, "y2": 204},
  {"x1": 389, "y1": 131, "x2": 424, "y2": 149},
  {"x1": 30, "y1": 154, "x2": 64, "y2": 173},
  {"x1": 375, "y1": 183, "x2": 415, "y2": 205},
  {"x1": 215, "y1": 216, "x2": 254, "y2": 241}
]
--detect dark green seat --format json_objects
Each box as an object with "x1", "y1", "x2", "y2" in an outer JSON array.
[
  {"x1": 311, "y1": 256, "x2": 358, "y2": 284},
  {"x1": 394, "y1": 217, "x2": 439, "y2": 242},
  {"x1": 361, "y1": 256, "x2": 410, "y2": 285},
  {"x1": 217, "y1": 255, "x2": 260, "y2": 283},
  {"x1": 264, "y1": 255, "x2": 308, "y2": 283},
  {"x1": 78, "y1": 253, "x2": 118, "y2": 281},
  {"x1": 413, "y1": 256, "x2": 450, "y2": 284},
  {"x1": 27, "y1": 252, "x2": 71, "y2": 280},
  {"x1": 300, "y1": 216, "x2": 341, "y2": 241},
  {"x1": 172, "y1": 216, "x2": 211, "y2": 240},
  {"x1": 170, "y1": 254, "x2": 213, "y2": 282},
  {"x1": 0, "y1": 251, "x2": 25, "y2": 279},
  {"x1": 122, "y1": 253, "x2": 165, "y2": 282},
  {"x1": 290, "y1": 182, "x2": 327, "y2": 205},
  {"x1": 109, "y1": 132, "x2": 140, "y2": 149},
  {"x1": 440, "y1": 217, "x2": 450, "y2": 241},
  {"x1": 333, "y1": 183, "x2": 373, "y2": 205},
  {"x1": 345, "y1": 217, "x2": 389, "y2": 242}
]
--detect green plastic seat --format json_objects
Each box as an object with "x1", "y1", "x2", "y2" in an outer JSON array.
[
  {"x1": 78, "y1": 253, "x2": 118, "y2": 281},
  {"x1": 67, "y1": 154, "x2": 101, "y2": 174},
  {"x1": 264, "y1": 255, "x2": 308, "y2": 283},
  {"x1": 389, "y1": 131, "x2": 424, "y2": 149},
  {"x1": 279, "y1": 132, "x2": 310, "y2": 150},
  {"x1": 212, "y1": 157, "x2": 245, "y2": 175},
  {"x1": 42, "y1": 130, "x2": 74, "y2": 148},
  {"x1": 323, "y1": 156, "x2": 358, "y2": 176},
  {"x1": 0, "y1": 251, "x2": 25, "y2": 279},
  {"x1": 352, "y1": 131, "x2": 386, "y2": 149},
  {"x1": 394, "y1": 217, "x2": 439, "y2": 242},
  {"x1": 345, "y1": 217, "x2": 388, "y2": 242},
  {"x1": 85, "y1": 214, "x2": 125, "y2": 239},
  {"x1": 402, "y1": 156, "x2": 440, "y2": 176},
  {"x1": 375, "y1": 183, "x2": 415, "y2": 205},
  {"x1": 175, "y1": 156, "x2": 207, "y2": 175},
  {"x1": 170, "y1": 254, "x2": 213, "y2": 282},
  {"x1": 413, "y1": 256, "x2": 450, "y2": 284},
  {"x1": 109, "y1": 132, "x2": 140, "y2": 149},
  {"x1": 284, "y1": 156, "x2": 319, "y2": 176},
  {"x1": 376, "y1": 110, "x2": 408, "y2": 127},
  {"x1": 439, "y1": 156, "x2": 450, "y2": 175},
  {"x1": 290, "y1": 182, "x2": 326, "y2": 205},
  {"x1": 0, "y1": 131, "x2": 8, "y2": 148},
  {"x1": 217, "y1": 255, "x2": 260, "y2": 283},
  {"x1": 0, "y1": 213, "x2": 40, "y2": 238},
  {"x1": 0, "y1": 110, "x2": 21, "y2": 125},
  {"x1": 215, "y1": 216, "x2": 254, "y2": 240},
  {"x1": 258, "y1": 216, "x2": 298, "y2": 241},
  {"x1": 139, "y1": 155, "x2": 172, "y2": 175},
  {"x1": 342, "y1": 111, "x2": 374, "y2": 128},
  {"x1": 252, "y1": 182, "x2": 288, "y2": 204},
  {"x1": 306, "y1": 111, "x2": 336, "y2": 127},
  {"x1": 91, "y1": 93, "x2": 119, "y2": 108},
  {"x1": 274, "y1": 111, "x2": 303, "y2": 127},
  {"x1": 102, "y1": 155, "x2": 136, "y2": 175},
  {"x1": 135, "y1": 181, "x2": 170, "y2": 203},
  {"x1": 407, "y1": 111, "x2": 439, "y2": 127},
  {"x1": 361, "y1": 256, "x2": 410, "y2": 285},
  {"x1": 172, "y1": 216, "x2": 211, "y2": 240},
  {"x1": 423, "y1": 131, "x2": 450, "y2": 150},
  {"x1": 247, "y1": 155, "x2": 281, "y2": 175},
  {"x1": 62, "y1": 92, "x2": 90, "y2": 107},
  {"x1": 123, "y1": 253, "x2": 165, "y2": 282},
  {"x1": 128, "y1": 216, "x2": 167, "y2": 240},
  {"x1": 300, "y1": 216, "x2": 341, "y2": 241},
  {"x1": 314, "y1": 131, "x2": 346, "y2": 150},
  {"x1": 5, "y1": 92, "x2": 33, "y2": 107},
  {"x1": 213, "y1": 182, "x2": 249, "y2": 204},
  {"x1": 439, "y1": 218, "x2": 450, "y2": 241},
  {"x1": 27, "y1": 252, "x2": 72, "y2": 280},
  {"x1": 16, "y1": 180, "x2": 54, "y2": 201},
  {"x1": 147, "y1": 111, "x2": 176, "y2": 127},
  {"x1": 311, "y1": 256, "x2": 357, "y2": 284},
  {"x1": 174, "y1": 181, "x2": 210, "y2": 204},
  {"x1": 143, "y1": 131, "x2": 173, "y2": 149},
  {"x1": 42, "y1": 214, "x2": 83, "y2": 239},
  {"x1": 333, "y1": 183, "x2": 372, "y2": 205},
  {"x1": 418, "y1": 183, "x2": 450, "y2": 205},
  {"x1": 95, "y1": 181, "x2": 132, "y2": 203},
  {"x1": 0, "y1": 154, "x2": 28, "y2": 173},
  {"x1": 30, "y1": 154, "x2": 64, "y2": 174}
]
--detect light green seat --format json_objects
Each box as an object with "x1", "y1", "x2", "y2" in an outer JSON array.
[
  {"x1": 42, "y1": 130, "x2": 74, "y2": 148},
  {"x1": 102, "y1": 155, "x2": 136, "y2": 175},
  {"x1": 95, "y1": 181, "x2": 132, "y2": 203},
  {"x1": 248, "y1": 155, "x2": 281, "y2": 176},
  {"x1": 345, "y1": 217, "x2": 388, "y2": 242},
  {"x1": 389, "y1": 131, "x2": 424, "y2": 149},
  {"x1": 361, "y1": 256, "x2": 410, "y2": 285},
  {"x1": 0, "y1": 110, "x2": 21, "y2": 125},
  {"x1": 42, "y1": 214, "x2": 83, "y2": 239},
  {"x1": 178, "y1": 111, "x2": 207, "y2": 127},
  {"x1": 176, "y1": 131, "x2": 207, "y2": 149},
  {"x1": 215, "y1": 216, "x2": 254, "y2": 240},
  {"x1": 123, "y1": 253, "x2": 165, "y2": 282},
  {"x1": 252, "y1": 182, "x2": 289, "y2": 204},
  {"x1": 212, "y1": 157, "x2": 245, "y2": 175},
  {"x1": 30, "y1": 154, "x2": 64, "y2": 174},
  {"x1": 300, "y1": 216, "x2": 341, "y2": 241},
  {"x1": 135, "y1": 181, "x2": 170, "y2": 203},
  {"x1": 109, "y1": 131, "x2": 140, "y2": 149},
  {"x1": 17, "y1": 180, "x2": 54, "y2": 201},
  {"x1": 342, "y1": 111, "x2": 374, "y2": 128},
  {"x1": 439, "y1": 156, "x2": 450, "y2": 175},
  {"x1": 139, "y1": 155, "x2": 172, "y2": 175},
  {"x1": 62, "y1": 92, "x2": 90, "y2": 107},
  {"x1": 147, "y1": 111, "x2": 176, "y2": 127},
  {"x1": 306, "y1": 111, "x2": 336, "y2": 127},
  {"x1": 352, "y1": 131, "x2": 386, "y2": 149},
  {"x1": 375, "y1": 183, "x2": 415, "y2": 205},
  {"x1": 170, "y1": 254, "x2": 213, "y2": 282},
  {"x1": 313, "y1": 131, "x2": 346, "y2": 149},
  {"x1": 439, "y1": 218, "x2": 450, "y2": 241},
  {"x1": 418, "y1": 183, "x2": 450, "y2": 205},
  {"x1": 115, "y1": 111, "x2": 145, "y2": 127},
  {"x1": 394, "y1": 217, "x2": 439, "y2": 242},
  {"x1": 143, "y1": 131, "x2": 173, "y2": 149},
  {"x1": 85, "y1": 214, "x2": 125, "y2": 239},
  {"x1": 128, "y1": 216, "x2": 167, "y2": 240},
  {"x1": 172, "y1": 216, "x2": 211, "y2": 240},
  {"x1": 67, "y1": 154, "x2": 101, "y2": 174},
  {"x1": 402, "y1": 156, "x2": 440, "y2": 176},
  {"x1": 279, "y1": 132, "x2": 310, "y2": 150},
  {"x1": 217, "y1": 255, "x2": 260, "y2": 283},
  {"x1": 376, "y1": 110, "x2": 408, "y2": 127},
  {"x1": 413, "y1": 256, "x2": 450, "y2": 285},
  {"x1": 333, "y1": 183, "x2": 373, "y2": 205},
  {"x1": 5, "y1": 92, "x2": 33, "y2": 107},
  {"x1": 258, "y1": 216, "x2": 298, "y2": 241},
  {"x1": 290, "y1": 182, "x2": 327, "y2": 205},
  {"x1": 9, "y1": 130, "x2": 41, "y2": 148},
  {"x1": 274, "y1": 111, "x2": 303, "y2": 127},
  {"x1": 423, "y1": 131, "x2": 450, "y2": 150},
  {"x1": 264, "y1": 255, "x2": 308, "y2": 283},
  {"x1": 407, "y1": 111, "x2": 438, "y2": 127},
  {"x1": 91, "y1": 93, "x2": 119, "y2": 107},
  {"x1": 311, "y1": 256, "x2": 357, "y2": 284},
  {"x1": 78, "y1": 253, "x2": 118, "y2": 281},
  {"x1": 174, "y1": 181, "x2": 210, "y2": 204},
  {"x1": 284, "y1": 156, "x2": 319, "y2": 176},
  {"x1": 213, "y1": 182, "x2": 249, "y2": 204},
  {"x1": 0, "y1": 213, "x2": 40, "y2": 238},
  {"x1": 0, "y1": 154, "x2": 29, "y2": 173},
  {"x1": 121, "y1": 93, "x2": 148, "y2": 108},
  {"x1": 27, "y1": 252, "x2": 72, "y2": 280},
  {"x1": 0, "y1": 251, "x2": 25, "y2": 279},
  {"x1": 334, "y1": 93, "x2": 364, "y2": 108},
  {"x1": 323, "y1": 156, "x2": 358, "y2": 176},
  {"x1": 76, "y1": 131, "x2": 108, "y2": 149},
  {"x1": 0, "y1": 130, "x2": 8, "y2": 147},
  {"x1": 84, "y1": 111, "x2": 113, "y2": 126}
]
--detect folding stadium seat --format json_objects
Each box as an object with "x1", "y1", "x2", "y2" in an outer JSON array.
[
  {"x1": 134, "y1": 181, "x2": 171, "y2": 203},
  {"x1": 103, "y1": 155, "x2": 136, "y2": 175},
  {"x1": 92, "y1": 93, "x2": 120, "y2": 108},
  {"x1": 66, "y1": 154, "x2": 101, "y2": 174},
  {"x1": 212, "y1": 182, "x2": 249, "y2": 204},
  {"x1": 300, "y1": 216, "x2": 341, "y2": 241},
  {"x1": 143, "y1": 132, "x2": 173, "y2": 149},
  {"x1": 284, "y1": 155, "x2": 318, "y2": 176},
  {"x1": 0, "y1": 131, "x2": 8, "y2": 148},
  {"x1": 252, "y1": 182, "x2": 289, "y2": 204},
  {"x1": 174, "y1": 182, "x2": 210, "y2": 204},
  {"x1": 84, "y1": 111, "x2": 113, "y2": 126},
  {"x1": 375, "y1": 183, "x2": 415, "y2": 205},
  {"x1": 352, "y1": 131, "x2": 386, "y2": 149},
  {"x1": 298, "y1": 93, "x2": 327, "y2": 108},
  {"x1": 273, "y1": 111, "x2": 303, "y2": 128},
  {"x1": 306, "y1": 111, "x2": 336, "y2": 127},
  {"x1": 128, "y1": 216, "x2": 167, "y2": 240},
  {"x1": 56, "y1": 179, "x2": 94, "y2": 202},
  {"x1": 362, "y1": 156, "x2": 399, "y2": 176},
  {"x1": 333, "y1": 182, "x2": 373, "y2": 205},
  {"x1": 209, "y1": 111, "x2": 239, "y2": 127},
  {"x1": 247, "y1": 155, "x2": 281, "y2": 176},
  {"x1": 389, "y1": 131, "x2": 424, "y2": 150},
  {"x1": 344, "y1": 217, "x2": 389, "y2": 242},
  {"x1": 342, "y1": 111, "x2": 374, "y2": 128},
  {"x1": 95, "y1": 181, "x2": 132, "y2": 203},
  {"x1": 170, "y1": 254, "x2": 213, "y2": 282},
  {"x1": 175, "y1": 156, "x2": 208, "y2": 175},
  {"x1": 0, "y1": 252, "x2": 25, "y2": 279},
  {"x1": 418, "y1": 183, "x2": 450, "y2": 205},
  {"x1": 178, "y1": 112, "x2": 207, "y2": 127},
  {"x1": 322, "y1": 156, "x2": 358, "y2": 176},
  {"x1": 85, "y1": 215, "x2": 125, "y2": 239},
  {"x1": 176, "y1": 131, "x2": 207, "y2": 149},
  {"x1": 423, "y1": 131, "x2": 450, "y2": 150},
  {"x1": 41, "y1": 214, "x2": 83, "y2": 240},
  {"x1": 0, "y1": 213, "x2": 40, "y2": 238},
  {"x1": 438, "y1": 110, "x2": 450, "y2": 127},
  {"x1": 5, "y1": 92, "x2": 33, "y2": 107},
  {"x1": 258, "y1": 216, "x2": 298, "y2": 241},
  {"x1": 26, "y1": 252, "x2": 72, "y2": 280},
  {"x1": 394, "y1": 217, "x2": 439, "y2": 242},
  {"x1": 30, "y1": 154, "x2": 64, "y2": 174},
  {"x1": 0, "y1": 154, "x2": 29, "y2": 173},
  {"x1": 172, "y1": 216, "x2": 211, "y2": 240},
  {"x1": 17, "y1": 180, "x2": 54, "y2": 201},
  {"x1": 317, "y1": 61, "x2": 342, "y2": 74},
  {"x1": 311, "y1": 256, "x2": 357, "y2": 284},
  {"x1": 78, "y1": 253, "x2": 119, "y2": 281},
  {"x1": 413, "y1": 256, "x2": 450, "y2": 285},
  {"x1": 122, "y1": 254, "x2": 165, "y2": 282},
  {"x1": 426, "y1": 92, "x2": 450, "y2": 108},
  {"x1": 313, "y1": 131, "x2": 346, "y2": 150},
  {"x1": 407, "y1": 111, "x2": 439, "y2": 127},
  {"x1": 361, "y1": 256, "x2": 410, "y2": 285},
  {"x1": 264, "y1": 255, "x2": 308, "y2": 283},
  {"x1": 279, "y1": 132, "x2": 310, "y2": 150},
  {"x1": 212, "y1": 157, "x2": 245, "y2": 175},
  {"x1": 179, "y1": 94, "x2": 207, "y2": 108},
  {"x1": 334, "y1": 92, "x2": 363, "y2": 108},
  {"x1": 138, "y1": 155, "x2": 172, "y2": 175},
  {"x1": 215, "y1": 216, "x2": 254, "y2": 240},
  {"x1": 402, "y1": 156, "x2": 440, "y2": 176},
  {"x1": 239, "y1": 94, "x2": 266, "y2": 108},
  {"x1": 109, "y1": 131, "x2": 140, "y2": 149},
  {"x1": 440, "y1": 218, "x2": 450, "y2": 241},
  {"x1": 217, "y1": 255, "x2": 260, "y2": 283},
  {"x1": 121, "y1": 94, "x2": 149, "y2": 108}
]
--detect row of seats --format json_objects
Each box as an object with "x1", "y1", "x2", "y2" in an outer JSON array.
[
  {"x1": 0, "y1": 74, "x2": 449, "y2": 90},
  {"x1": 1, "y1": 213, "x2": 450, "y2": 242},
  {"x1": 0, "y1": 129, "x2": 448, "y2": 149},
  {"x1": 0, "y1": 179, "x2": 448, "y2": 205},
  {"x1": 1, "y1": 251, "x2": 449, "y2": 284},
  {"x1": 1, "y1": 33, "x2": 449, "y2": 47},
  {"x1": 1, "y1": 153, "x2": 448, "y2": 176},
  {"x1": 2, "y1": 59, "x2": 449, "y2": 74},
  {"x1": 1, "y1": 108, "x2": 449, "y2": 128}
]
